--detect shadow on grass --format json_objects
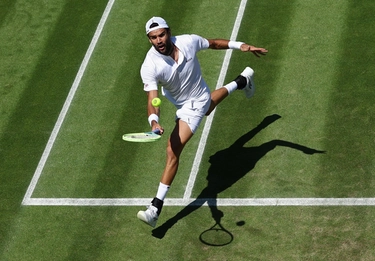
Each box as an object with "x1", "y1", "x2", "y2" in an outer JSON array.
[{"x1": 152, "y1": 114, "x2": 325, "y2": 242}]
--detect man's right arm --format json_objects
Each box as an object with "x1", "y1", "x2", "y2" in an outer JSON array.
[{"x1": 147, "y1": 90, "x2": 163, "y2": 134}]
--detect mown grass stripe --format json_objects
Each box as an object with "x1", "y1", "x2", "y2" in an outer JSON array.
[
  {"x1": 318, "y1": 0, "x2": 375, "y2": 197},
  {"x1": 184, "y1": 0, "x2": 248, "y2": 200},
  {"x1": 21, "y1": 0, "x2": 115, "y2": 205}
]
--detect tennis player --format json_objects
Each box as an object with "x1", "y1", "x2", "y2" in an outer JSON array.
[{"x1": 137, "y1": 17, "x2": 268, "y2": 227}]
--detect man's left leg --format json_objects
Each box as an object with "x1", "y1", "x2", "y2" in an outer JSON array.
[
  {"x1": 206, "y1": 66, "x2": 255, "y2": 115},
  {"x1": 137, "y1": 120, "x2": 194, "y2": 227}
]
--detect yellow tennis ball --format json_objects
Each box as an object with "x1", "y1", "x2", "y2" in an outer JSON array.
[{"x1": 152, "y1": 97, "x2": 161, "y2": 107}]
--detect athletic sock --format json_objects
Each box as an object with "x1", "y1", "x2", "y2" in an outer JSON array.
[
  {"x1": 155, "y1": 182, "x2": 170, "y2": 201},
  {"x1": 223, "y1": 81, "x2": 238, "y2": 94}
]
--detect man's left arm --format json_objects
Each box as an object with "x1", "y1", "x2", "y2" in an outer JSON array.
[{"x1": 207, "y1": 39, "x2": 268, "y2": 57}]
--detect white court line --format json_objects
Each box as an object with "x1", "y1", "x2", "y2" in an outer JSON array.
[
  {"x1": 21, "y1": 0, "x2": 116, "y2": 205},
  {"x1": 23, "y1": 197, "x2": 375, "y2": 206},
  {"x1": 183, "y1": 0, "x2": 248, "y2": 200}
]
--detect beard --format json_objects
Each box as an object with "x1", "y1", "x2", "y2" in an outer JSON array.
[{"x1": 153, "y1": 40, "x2": 174, "y2": 56}]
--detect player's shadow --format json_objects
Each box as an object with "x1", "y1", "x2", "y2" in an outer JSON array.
[{"x1": 152, "y1": 114, "x2": 325, "y2": 239}]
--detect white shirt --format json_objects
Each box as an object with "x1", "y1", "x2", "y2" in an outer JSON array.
[{"x1": 141, "y1": 34, "x2": 210, "y2": 106}]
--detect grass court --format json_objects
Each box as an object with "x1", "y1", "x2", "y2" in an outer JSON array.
[{"x1": 1, "y1": 0, "x2": 375, "y2": 260}]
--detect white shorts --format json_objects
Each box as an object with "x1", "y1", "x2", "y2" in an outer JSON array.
[{"x1": 175, "y1": 93, "x2": 211, "y2": 134}]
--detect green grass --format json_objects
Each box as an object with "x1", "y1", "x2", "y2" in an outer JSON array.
[{"x1": 1, "y1": 0, "x2": 375, "y2": 260}]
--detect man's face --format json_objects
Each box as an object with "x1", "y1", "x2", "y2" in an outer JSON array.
[{"x1": 148, "y1": 28, "x2": 173, "y2": 55}]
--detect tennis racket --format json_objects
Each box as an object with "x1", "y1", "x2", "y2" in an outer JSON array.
[{"x1": 122, "y1": 129, "x2": 161, "y2": 143}]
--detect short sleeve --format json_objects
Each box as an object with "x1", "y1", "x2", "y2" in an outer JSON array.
[
  {"x1": 140, "y1": 57, "x2": 158, "y2": 92},
  {"x1": 190, "y1": 34, "x2": 209, "y2": 51}
]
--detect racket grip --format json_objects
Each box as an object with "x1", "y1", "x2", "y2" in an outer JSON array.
[{"x1": 153, "y1": 129, "x2": 161, "y2": 135}]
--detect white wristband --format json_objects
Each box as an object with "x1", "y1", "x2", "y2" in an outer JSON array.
[
  {"x1": 228, "y1": 41, "x2": 244, "y2": 50},
  {"x1": 148, "y1": 114, "x2": 159, "y2": 126}
]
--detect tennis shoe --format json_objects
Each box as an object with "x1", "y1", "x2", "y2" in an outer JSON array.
[
  {"x1": 137, "y1": 205, "x2": 159, "y2": 227},
  {"x1": 239, "y1": 67, "x2": 255, "y2": 98}
]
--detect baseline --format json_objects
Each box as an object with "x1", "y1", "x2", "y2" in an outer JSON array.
[{"x1": 22, "y1": 197, "x2": 375, "y2": 206}]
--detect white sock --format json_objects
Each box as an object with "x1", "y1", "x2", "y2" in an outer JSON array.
[
  {"x1": 223, "y1": 81, "x2": 237, "y2": 94},
  {"x1": 156, "y1": 182, "x2": 170, "y2": 201}
]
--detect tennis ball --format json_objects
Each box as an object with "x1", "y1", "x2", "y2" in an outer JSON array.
[{"x1": 152, "y1": 97, "x2": 161, "y2": 107}]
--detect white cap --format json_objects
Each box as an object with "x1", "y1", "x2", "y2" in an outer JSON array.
[{"x1": 145, "y1": 17, "x2": 169, "y2": 34}]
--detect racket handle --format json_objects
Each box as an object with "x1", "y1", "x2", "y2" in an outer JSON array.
[{"x1": 153, "y1": 129, "x2": 161, "y2": 135}]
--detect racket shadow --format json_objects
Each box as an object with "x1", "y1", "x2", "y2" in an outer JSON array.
[
  {"x1": 199, "y1": 220, "x2": 234, "y2": 247},
  {"x1": 152, "y1": 114, "x2": 325, "y2": 241}
]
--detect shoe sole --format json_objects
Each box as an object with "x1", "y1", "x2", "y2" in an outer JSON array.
[{"x1": 241, "y1": 67, "x2": 255, "y2": 98}]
